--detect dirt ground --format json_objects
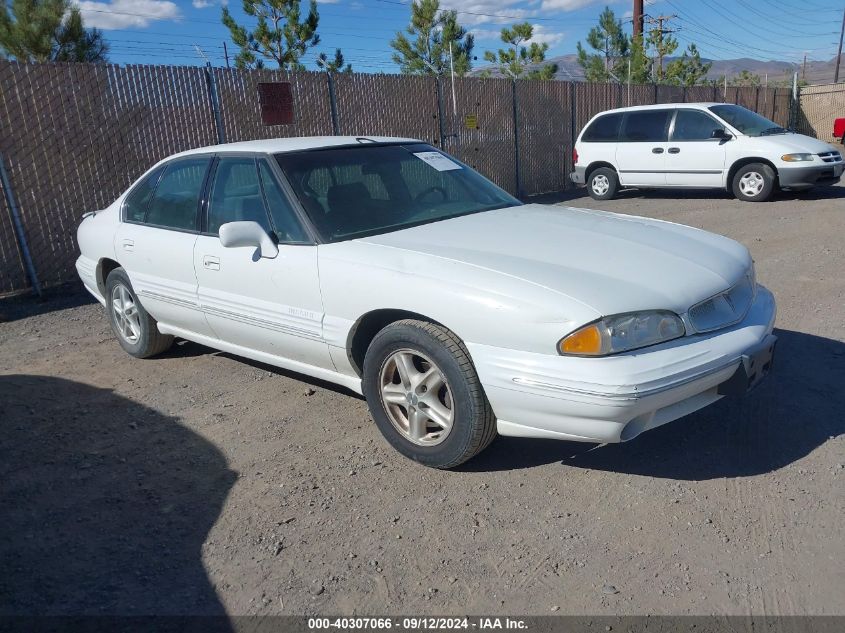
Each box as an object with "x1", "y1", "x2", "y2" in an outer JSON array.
[{"x1": 1, "y1": 184, "x2": 843, "y2": 618}]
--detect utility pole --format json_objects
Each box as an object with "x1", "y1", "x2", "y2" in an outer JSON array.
[
  {"x1": 835, "y1": 7, "x2": 845, "y2": 83},
  {"x1": 802, "y1": 53, "x2": 807, "y2": 82},
  {"x1": 633, "y1": 0, "x2": 644, "y2": 38},
  {"x1": 645, "y1": 14, "x2": 678, "y2": 82}
]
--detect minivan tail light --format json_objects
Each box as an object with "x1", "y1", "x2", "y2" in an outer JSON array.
[{"x1": 573, "y1": 148, "x2": 578, "y2": 165}]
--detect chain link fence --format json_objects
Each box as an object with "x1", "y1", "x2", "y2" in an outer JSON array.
[
  {"x1": 795, "y1": 83, "x2": 845, "y2": 144},
  {"x1": 0, "y1": 60, "x2": 796, "y2": 297}
]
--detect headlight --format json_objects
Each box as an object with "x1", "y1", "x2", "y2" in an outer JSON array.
[
  {"x1": 781, "y1": 153, "x2": 813, "y2": 162},
  {"x1": 558, "y1": 311, "x2": 685, "y2": 356}
]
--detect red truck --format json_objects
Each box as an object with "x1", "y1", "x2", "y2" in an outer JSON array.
[{"x1": 835, "y1": 118, "x2": 845, "y2": 143}]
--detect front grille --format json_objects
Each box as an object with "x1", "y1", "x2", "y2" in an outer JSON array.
[
  {"x1": 818, "y1": 151, "x2": 842, "y2": 163},
  {"x1": 688, "y1": 274, "x2": 755, "y2": 333}
]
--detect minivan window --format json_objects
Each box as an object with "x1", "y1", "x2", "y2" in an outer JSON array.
[
  {"x1": 582, "y1": 113, "x2": 623, "y2": 142},
  {"x1": 708, "y1": 104, "x2": 785, "y2": 136},
  {"x1": 672, "y1": 110, "x2": 724, "y2": 141},
  {"x1": 146, "y1": 158, "x2": 210, "y2": 231},
  {"x1": 621, "y1": 110, "x2": 671, "y2": 142}
]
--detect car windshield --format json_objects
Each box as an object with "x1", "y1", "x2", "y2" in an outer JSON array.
[
  {"x1": 708, "y1": 104, "x2": 787, "y2": 136},
  {"x1": 274, "y1": 143, "x2": 520, "y2": 242}
]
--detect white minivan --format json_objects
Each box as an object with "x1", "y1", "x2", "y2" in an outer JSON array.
[{"x1": 571, "y1": 103, "x2": 843, "y2": 201}]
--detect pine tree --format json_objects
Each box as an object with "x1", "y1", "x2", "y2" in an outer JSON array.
[
  {"x1": 390, "y1": 0, "x2": 473, "y2": 76},
  {"x1": 483, "y1": 22, "x2": 557, "y2": 80},
  {"x1": 316, "y1": 48, "x2": 352, "y2": 73},
  {"x1": 0, "y1": 0, "x2": 108, "y2": 63},
  {"x1": 222, "y1": 0, "x2": 320, "y2": 70},
  {"x1": 576, "y1": 6, "x2": 628, "y2": 82},
  {"x1": 664, "y1": 44, "x2": 712, "y2": 86}
]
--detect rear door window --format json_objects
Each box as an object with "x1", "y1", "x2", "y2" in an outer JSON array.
[
  {"x1": 582, "y1": 113, "x2": 623, "y2": 142},
  {"x1": 621, "y1": 110, "x2": 671, "y2": 142},
  {"x1": 145, "y1": 158, "x2": 210, "y2": 231}
]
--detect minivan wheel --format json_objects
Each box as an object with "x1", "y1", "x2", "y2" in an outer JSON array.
[
  {"x1": 587, "y1": 167, "x2": 619, "y2": 200},
  {"x1": 362, "y1": 319, "x2": 497, "y2": 469},
  {"x1": 732, "y1": 163, "x2": 776, "y2": 202},
  {"x1": 105, "y1": 268, "x2": 174, "y2": 358}
]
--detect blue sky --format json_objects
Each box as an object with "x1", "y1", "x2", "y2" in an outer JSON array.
[{"x1": 74, "y1": 0, "x2": 845, "y2": 72}]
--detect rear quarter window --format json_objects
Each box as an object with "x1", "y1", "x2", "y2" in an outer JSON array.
[
  {"x1": 123, "y1": 167, "x2": 163, "y2": 222},
  {"x1": 581, "y1": 113, "x2": 623, "y2": 142}
]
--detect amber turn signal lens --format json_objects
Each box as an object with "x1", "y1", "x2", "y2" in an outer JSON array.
[{"x1": 559, "y1": 323, "x2": 602, "y2": 355}]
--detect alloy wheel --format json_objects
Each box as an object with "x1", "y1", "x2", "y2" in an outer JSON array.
[
  {"x1": 111, "y1": 284, "x2": 141, "y2": 344},
  {"x1": 379, "y1": 348, "x2": 454, "y2": 446}
]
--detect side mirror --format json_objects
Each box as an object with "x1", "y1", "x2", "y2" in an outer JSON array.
[
  {"x1": 711, "y1": 128, "x2": 732, "y2": 140},
  {"x1": 219, "y1": 221, "x2": 278, "y2": 259}
]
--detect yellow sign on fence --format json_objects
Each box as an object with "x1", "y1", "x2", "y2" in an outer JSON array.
[{"x1": 464, "y1": 113, "x2": 478, "y2": 129}]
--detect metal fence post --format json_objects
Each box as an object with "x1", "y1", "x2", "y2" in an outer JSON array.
[
  {"x1": 204, "y1": 62, "x2": 226, "y2": 144},
  {"x1": 435, "y1": 76, "x2": 446, "y2": 148},
  {"x1": 512, "y1": 79, "x2": 522, "y2": 198},
  {"x1": 569, "y1": 81, "x2": 577, "y2": 191},
  {"x1": 326, "y1": 72, "x2": 340, "y2": 135},
  {"x1": 0, "y1": 153, "x2": 41, "y2": 297}
]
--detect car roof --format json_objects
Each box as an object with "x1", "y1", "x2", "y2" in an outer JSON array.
[
  {"x1": 169, "y1": 136, "x2": 424, "y2": 159},
  {"x1": 592, "y1": 102, "x2": 726, "y2": 116}
]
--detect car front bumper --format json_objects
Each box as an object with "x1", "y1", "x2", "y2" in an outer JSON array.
[
  {"x1": 779, "y1": 163, "x2": 843, "y2": 188},
  {"x1": 569, "y1": 166, "x2": 586, "y2": 185},
  {"x1": 468, "y1": 285, "x2": 777, "y2": 443}
]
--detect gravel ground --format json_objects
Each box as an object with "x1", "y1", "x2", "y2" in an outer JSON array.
[{"x1": 1, "y1": 185, "x2": 843, "y2": 617}]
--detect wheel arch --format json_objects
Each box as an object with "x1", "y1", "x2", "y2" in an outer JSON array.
[
  {"x1": 347, "y1": 308, "x2": 447, "y2": 377},
  {"x1": 585, "y1": 161, "x2": 617, "y2": 183},
  {"x1": 726, "y1": 157, "x2": 778, "y2": 191},
  {"x1": 96, "y1": 258, "x2": 122, "y2": 297}
]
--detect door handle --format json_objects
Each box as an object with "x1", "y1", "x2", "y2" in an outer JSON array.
[
  {"x1": 203, "y1": 255, "x2": 220, "y2": 271},
  {"x1": 652, "y1": 147, "x2": 664, "y2": 154},
  {"x1": 122, "y1": 239, "x2": 134, "y2": 252},
  {"x1": 668, "y1": 147, "x2": 681, "y2": 154}
]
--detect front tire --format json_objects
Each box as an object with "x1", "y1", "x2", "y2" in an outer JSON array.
[
  {"x1": 587, "y1": 167, "x2": 619, "y2": 200},
  {"x1": 732, "y1": 163, "x2": 776, "y2": 202},
  {"x1": 362, "y1": 319, "x2": 496, "y2": 469},
  {"x1": 105, "y1": 268, "x2": 174, "y2": 358}
]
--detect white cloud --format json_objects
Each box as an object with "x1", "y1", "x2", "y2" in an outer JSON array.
[
  {"x1": 539, "y1": 0, "x2": 607, "y2": 11},
  {"x1": 76, "y1": 0, "x2": 181, "y2": 29},
  {"x1": 471, "y1": 23, "x2": 564, "y2": 46},
  {"x1": 440, "y1": 0, "x2": 532, "y2": 26},
  {"x1": 526, "y1": 24, "x2": 564, "y2": 46}
]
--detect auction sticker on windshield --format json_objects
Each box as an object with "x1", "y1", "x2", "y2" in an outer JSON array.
[{"x1": 413, "y1": 151, "x2": 462, "y2": 171}]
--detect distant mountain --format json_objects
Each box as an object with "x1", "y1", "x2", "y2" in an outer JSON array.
[{"x1": 471, "y1": 54, "x2": 841, "y2": 85}]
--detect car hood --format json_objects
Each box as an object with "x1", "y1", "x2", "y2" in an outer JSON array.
[
  {"x1": 751, "y1": 132, "x2": 837, "y2": 154},
  {"x1": 358, "y1": 204, "x2": 752, "y2": 316}
]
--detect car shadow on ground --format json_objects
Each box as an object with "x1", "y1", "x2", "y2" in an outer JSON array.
[
  {"x1": 526, "y1": 184, "x2": 845, "y2": 205},
  {"x1": 461, "y1": 329, "x2": 844, "y2": 479},
  {"x1": 0, "y1": 375, "x2": 237, "y2": 623},
  {"x1": 0, "y1": 285, "x2": 95, "y2": 323}
]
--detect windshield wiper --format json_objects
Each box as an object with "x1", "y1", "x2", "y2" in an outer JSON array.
[{"x1": 760, "y1": 126, "x2": 788, "y2": 136}]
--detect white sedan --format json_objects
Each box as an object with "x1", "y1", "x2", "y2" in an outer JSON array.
[{"x1": 76, "y1": 136, "x2": 776, "y2": 468}]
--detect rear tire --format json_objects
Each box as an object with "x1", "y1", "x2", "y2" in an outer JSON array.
[
  {"x1": 362, "y1": 319, "x2": 496, "y2": 469},
  {"x1": 732, "y1": 163, "x2": 776, "y2": 202},
  {"x1": 105, "y1": 268, "x2": 174, "y2": 359},
  {"x1": 587, "y1": 167, "x2": 619, "y2": 201}
]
